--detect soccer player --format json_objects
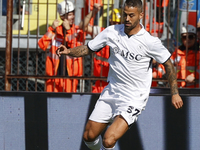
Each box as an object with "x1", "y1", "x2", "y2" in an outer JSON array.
[{"x1": 56, "y1": 0, "x2": 183, "y2": 149}]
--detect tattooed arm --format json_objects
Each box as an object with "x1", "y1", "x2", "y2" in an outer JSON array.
[
  {"x1": 163, "y1": 59, "x2": 183, "y2": 109},
  {"x1": 163, "y1": 59, "x2": 179, "y2": 95},
  {"x1": 56, "y1": 45, "x2": 93, "y2": 57}
]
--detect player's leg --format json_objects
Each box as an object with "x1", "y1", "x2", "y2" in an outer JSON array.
[
  {"x1": 101, "y1": 115, "x2": 129, "y2": 149},
  {"x1": 83, "y1": 88, "x2": 113, "y2": 149},
  {"x1": 83, "y1": 120, "x2": 108, "y2": 150}
]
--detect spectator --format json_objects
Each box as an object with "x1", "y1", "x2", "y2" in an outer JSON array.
[
  {"x1": 182, "y1": 25, "x2": 200, "y2": 87},
  {"x1": 38, "y1": 0, "x2": 84, "y2": 92},
  {"x1": 159, "y1": 25, "x2": 199, "y2": 88}
]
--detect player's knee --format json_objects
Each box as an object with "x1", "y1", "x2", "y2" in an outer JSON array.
[
  {"x1": 83, "y1": 130, "x2": 97, "y2": 142},
  {"x1": 102, "y1": 136, "x2": 117, "y2": 148}
]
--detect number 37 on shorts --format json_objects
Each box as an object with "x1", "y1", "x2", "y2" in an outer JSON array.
[{"x1": 126, "y1": 106, "x2": 141, "y2": 120}]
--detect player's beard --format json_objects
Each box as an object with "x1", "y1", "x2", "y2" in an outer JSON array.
[{"x1": 124, "y1": 19, "x2": 140, "y2": 33}]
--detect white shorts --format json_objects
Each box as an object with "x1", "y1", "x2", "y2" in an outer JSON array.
[{"x1": 89, "y1": 87, "x2": 143, "y2": 126}]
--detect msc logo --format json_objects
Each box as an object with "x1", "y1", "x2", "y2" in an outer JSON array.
[{"x1": 113, "y1": 47, "x2": 142, "y2": 61}]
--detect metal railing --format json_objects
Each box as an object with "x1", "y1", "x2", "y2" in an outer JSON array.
[{"x1": 1, "y1": 0, "x2": 200, "y2": 92}]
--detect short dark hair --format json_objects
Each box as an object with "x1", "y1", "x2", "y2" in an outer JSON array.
[{"x1": 124, "y1": 0, "x2": 143, "y2": 12}]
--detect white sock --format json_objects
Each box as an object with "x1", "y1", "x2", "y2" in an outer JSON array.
[
  {"x1": 100, "y1": 145, "x2": 115, "y2": 150},
  {"x1": 84, "y1": 135, "x2": 102, "y2": 150}
]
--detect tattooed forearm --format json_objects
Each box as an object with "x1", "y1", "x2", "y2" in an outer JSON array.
[
  {"x1": 163, "y1": 59, "x2": 179, "y2": 95},
  {"x1": 68, "y1": 45, "x2": 92, "y2": 57}
]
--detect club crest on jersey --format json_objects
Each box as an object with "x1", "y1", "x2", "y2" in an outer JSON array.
[{"x1": 113, "y1": 47, "x2": 142, "y2": 61}]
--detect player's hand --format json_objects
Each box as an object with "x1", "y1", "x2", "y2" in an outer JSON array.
[
  {"x1": 52, "y1": 19, "x2": 60, "y2": 29},
  {"x1": 56, "y1": 45, "x2": 70, "y2": 57},
  {"x1": 63, "y1": 19, "x2": 71, "y2": 30},
  {"x1": 171, "y1": 94, "x2": 183, "y2": 109},
  {"x1": 185, "y1": 74, "x2": 195, "y2": 83}
]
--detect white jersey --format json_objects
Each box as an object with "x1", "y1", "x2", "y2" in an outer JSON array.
[{"x1": 88, "y1": 24, "x2": 171, "y2": 109}]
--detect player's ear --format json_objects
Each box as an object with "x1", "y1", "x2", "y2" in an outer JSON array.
[{"x1": 139, "y1": 12, "x2": 144, "y2": 20}]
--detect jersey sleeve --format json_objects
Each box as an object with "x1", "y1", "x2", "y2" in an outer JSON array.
[
  {"x1": 87, "y1": 27, "x2": 109, "y2": 52},
  {"x1": 147, "y1": 37, "x2": 171, "y2": 64}
]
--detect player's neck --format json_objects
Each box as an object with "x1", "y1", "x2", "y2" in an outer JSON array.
[{"x1": 125, "y1": 24, "x2": 142, "y2": 36}]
